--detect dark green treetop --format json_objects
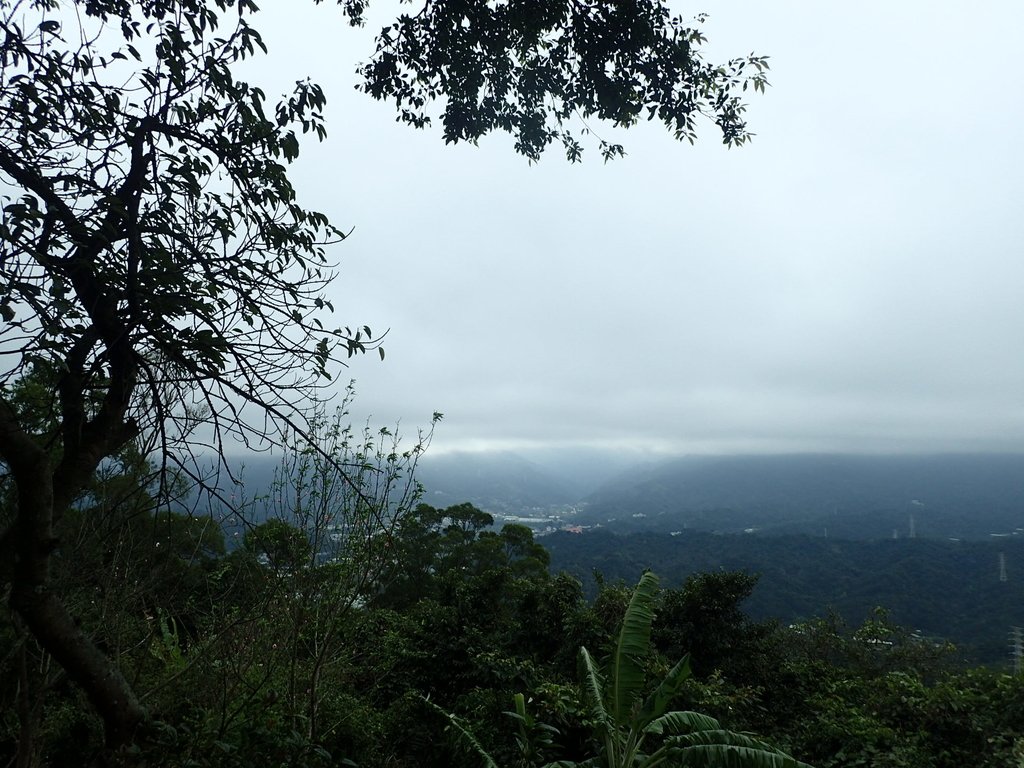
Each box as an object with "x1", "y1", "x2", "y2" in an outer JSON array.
[{"x1": 348, "y1": 0, "x2": 769, "y2": 161}]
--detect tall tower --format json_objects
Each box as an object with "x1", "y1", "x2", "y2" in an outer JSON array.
[{"x1": 1011, "y1": 627, "x2": 1023, "y2": 675}]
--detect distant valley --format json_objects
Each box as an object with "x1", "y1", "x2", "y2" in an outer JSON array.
[
  {"x1": 417, "y1": 451, "x2": 1024, "y2": 665},
  {"x1": 419, "y1": 451, "x2": 1024, "y2": 541},
  {"x1": 225, "y1": 450, "x2": 1024, "y2": 664}
]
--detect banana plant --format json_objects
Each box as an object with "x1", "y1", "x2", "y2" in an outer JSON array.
[
  {"x1": 427, "y1": 572, "x2": 811, "y2": 768},
  {"x1": 550, "y1": 571, "x2": 811, "y2": 768}
]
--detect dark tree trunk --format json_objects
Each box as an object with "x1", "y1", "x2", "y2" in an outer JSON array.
[
  {"x1": 10, "y1": 581, "x2": 146, "y2": 748},
  {"x1": 4, "y1": 421, "x2": 146, "y2": 750},
  {"x1": 15, "y1": 638, "x2": 38, "y2": 768}
]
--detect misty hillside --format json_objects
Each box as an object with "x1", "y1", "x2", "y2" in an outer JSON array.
[
  {"x1": 417, "y1": 451, "x2": 578, "y2": 513},
  {"x1": 544, "y1": 529, "x2": 1024, "y2": 665},
  {"x1": 216, "y1": 451, "x2": 1024, "y2": 540},
  {"x1": 581, "y1": 453, "x2": 1024, "y2": 539}
]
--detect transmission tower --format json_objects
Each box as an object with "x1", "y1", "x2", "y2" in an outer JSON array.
[{"x1": 1011, "y1": 627, "x2": 1023, "y2": 675}]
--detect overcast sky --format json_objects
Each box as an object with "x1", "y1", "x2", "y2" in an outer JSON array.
[{"x1": 247, "y1": 1, "x2": 1024, "y2": 456}]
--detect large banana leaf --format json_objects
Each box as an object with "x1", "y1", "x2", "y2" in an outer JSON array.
[
  {"x1": 662, "y1": 730, "x2": 813, "y2": 768},
  {"x1": 420, "y1": 696, "x2": 500, "y2": 768},
  {"x1": 579, "y1": 646, "x2": 614, "y2": 735},
  {"x1": 643, "y1": 710, "x2": 720, "y2": 736},
  {"x1": 665, "y1": 730, "x2": 781, "y2": 751},
  {"x1": 612, "y1": 570, "x2": 660, "y2": 725},
  {"x1": 637, "y1": 654, "x2": 693, "y2": 727},
  {"x1": 665, "y1": 744, "x2": 813, "y2": 768}
]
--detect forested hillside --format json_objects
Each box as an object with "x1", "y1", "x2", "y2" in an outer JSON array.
[
  {"x1": 4, "y1": 499, "x2": 1024, "y2": 766},
  {"x1": 580, "y1": 454, "x2": 1024, "y2": 539},
  {"x1": 545, "y1": 529, "x2": 1024, "y2": 665}
]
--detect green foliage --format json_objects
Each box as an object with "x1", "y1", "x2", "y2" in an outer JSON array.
[
  {"x1": 244, "y1": 519, "x2": 312, "y2": 571},
  {"x1": 130, "y1": 707, "x2": 335, "y2": 768},
  {"x1": 420, "y1": 571, "x2": 809, "y2": 768},
  {"x1": 422, "y1": 696, "x2": 501, "y2": 768},
  {"x1": 508, "y1": 691, "x2": 561, "y2": 767},
  {"x1": 764, "y1": 618, "x2": 1024, "y2": 768},
  {"x1": 512, "y1": 572, "x2": 806, "y2": 768},
  {"x1": 6, "y1": 484, "x2": 1024, "y2": 768},
  {"x1": 373, "y1": 502, "x2": 553, "y2": 611},
  {"x1": 356, "y1": 0, "x2": 769, "y2": 160}
]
